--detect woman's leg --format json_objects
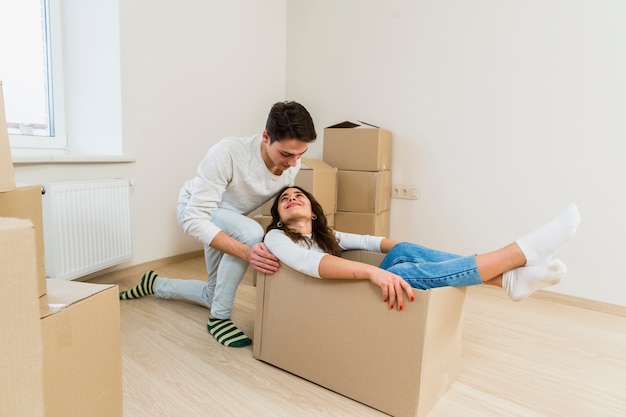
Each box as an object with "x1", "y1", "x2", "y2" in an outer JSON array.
[
  {"x1": 382, "y1": 203, "x2": 578, "y2": 299},
  {"x1": 383, "y1": 241, "x2": 565, "y2": 299},
  {"x1": 381, "y1": 242, "x2": 484, "y2": 289},
  {"x1": 475, "y1": 243, "x2": 525, "y2": 283},
  {"x1": 380, "y1": 241, "x2": 523, "y2": 287}
]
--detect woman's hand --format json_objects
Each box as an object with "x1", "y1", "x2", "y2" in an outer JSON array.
[{"x1": 369, "y1": 269, "x2": 415, "y2": 311}]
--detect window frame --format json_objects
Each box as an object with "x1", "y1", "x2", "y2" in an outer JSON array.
[{"x1": 7, "y1": 0, "x2": 67, "y2": 151}]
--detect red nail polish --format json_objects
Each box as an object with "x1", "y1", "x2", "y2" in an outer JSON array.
[
  {"x1": 390, "y1": 304, "x2": 394, "y2": 309},
  {"x1": 399, "y1": 305, "x2": 403, "y2": 311},
  {"x1": 410, "y1": 296, "x2": 415, "y2": 301}
]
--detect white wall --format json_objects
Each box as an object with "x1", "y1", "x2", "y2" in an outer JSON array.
[
  {"x1": 287, "y1": 0, "x2": 626, "y2": 306},
  {"x1": 13, "y1": 0, "x2": 626, "y2": 306},
  {"x1": 14, "y1": 0, "x2": 287, "y2": 267}
]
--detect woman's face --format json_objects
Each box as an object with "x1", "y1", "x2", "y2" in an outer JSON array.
[{"x1": 277, "y1": 187, "x2": 313, "y2": 225}]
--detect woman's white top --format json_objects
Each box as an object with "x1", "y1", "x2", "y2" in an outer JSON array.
[{"x1": 264, "y1": 229, "x2": 383, "y2": 278}]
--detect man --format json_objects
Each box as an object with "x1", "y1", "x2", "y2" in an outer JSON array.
[{"x1": 120, "y1": 101, "x2": 316, "y2": 347}]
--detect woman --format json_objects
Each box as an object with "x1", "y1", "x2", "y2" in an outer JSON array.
[{"x1": 264, "y1": 186, "x2": 580, "y2": 311}]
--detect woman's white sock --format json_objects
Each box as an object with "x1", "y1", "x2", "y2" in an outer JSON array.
[
  {"x1": 516, "y1": 203, "x2": 580, "y2": 266},
  {"x1": 503, "y1": 259, "x2": 567, "y2": 301}
]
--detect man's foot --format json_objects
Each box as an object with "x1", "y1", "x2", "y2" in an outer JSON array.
[
  {"x1": 207, "y1": 315, "x2": 252, "y2": 347},
  {"x1": 119, "y1": 270, "x2": 159, "y2": 300}
]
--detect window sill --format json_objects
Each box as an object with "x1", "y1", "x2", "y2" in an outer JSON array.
[{"x1": 11, "y1": 150, "x2": 135, "y2": 164}]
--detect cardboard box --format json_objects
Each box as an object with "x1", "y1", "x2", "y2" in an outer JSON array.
[
  {"x1": 260, "y1": 157, "x2": 338, "y2": 215},
  {"x1": 334, "y1": 210, "x2": 390, "y2": 236},
  {"x1": 0, "y1": 185, "x2": 46, "y2": 296},
  {"x1": 323, "y1": 121, "x2": 391, "y2": 171},
  {"x1": 0, "y1": 81, "x2": 16, "y2": 192},
  {"x1": 0, "y1": 218, "x2": 45, "y2": 417},
  {"x1": 254, "y1": 213, "x2": 274, "y2": 232},
  {"x1": 337, "y1": 170, "x2": 391, "y2": 213},
  {"x1": 40, "y1": 279, "x2": 122, "y2": 417},
  {"x1": 253, "y1": 250, "x2": 467, "y2": 417}
]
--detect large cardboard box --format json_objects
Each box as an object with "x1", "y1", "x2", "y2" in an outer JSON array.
[
  {"x1": 260, "y1": 157, "x2": 337, "y2": 215},
  {"x1": 0, "y1": 185, "x2": 46, "y2": 296},
  {"x1": 337, "y1": 170, "x2": 392, "y2": 213},
  {"x1": 335, "y1": 210, "x2": 390, "y2": 236},
  {"x1": 295, "y1": 157, "x2": 337, "y2": 215},
  {"x1": 323, "y1": 121, "x2": 391, "y2": 171},
  {"x1": 0, "y1": 218, "x2": 45, "y2": 417},
  {"x1": 253, "y1": 250, "x2": 467, "y2": 417},
  {"x1": 40, "y1": 279, "x2": 122, "y2": 417},
  {"x1": 0, "y1": 81, "x2": 16, "y2": 192}
]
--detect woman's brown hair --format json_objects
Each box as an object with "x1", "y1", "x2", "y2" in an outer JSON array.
[{"x1": 266, "y1": 186, "x2": 342, "y2": 256}]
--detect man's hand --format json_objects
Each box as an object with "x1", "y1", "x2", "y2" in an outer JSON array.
[{"x1": 248, "y1": 242, "x2": 280, "y2": 274}]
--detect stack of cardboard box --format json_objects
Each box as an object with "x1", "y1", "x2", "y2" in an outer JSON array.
[
  {"x1": 323, "y1": 121, "x2": 392, "y2": 236},
  {"x1": 0, "y1": 81, "x2": 122, "y2": 417}
]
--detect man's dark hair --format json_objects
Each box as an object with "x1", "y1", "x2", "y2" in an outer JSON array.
[{"x1": 265, "y1": 101, "x2": 317, "y2": 143}]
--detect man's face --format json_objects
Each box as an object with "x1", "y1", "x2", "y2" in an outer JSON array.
[{"x1": 263, "y1": 131, "x2": 309, "y2": 173}]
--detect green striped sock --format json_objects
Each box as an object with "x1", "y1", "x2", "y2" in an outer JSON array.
[
  {"x1": 207, "y1": 315, "x2": 252, "y2": 348},
  {"x1": 119, "y1": 270, "x2": 159, "y2": 300}
]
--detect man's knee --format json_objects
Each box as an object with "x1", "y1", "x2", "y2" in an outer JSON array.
[
  {"x1": 234, "y1": 219, "x2": 264, "y2": 245},
  {"x1": 246, "y1": 221, "x2": 265, "y2": 245}
]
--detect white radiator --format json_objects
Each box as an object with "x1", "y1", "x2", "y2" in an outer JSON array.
[{"x1": 41, "y1": 179, "x2": 133, "y2": 280}]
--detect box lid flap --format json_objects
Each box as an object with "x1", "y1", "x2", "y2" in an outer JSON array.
[
  {"x1": 326, "y1": 120, "x2": 380, "y2": 129},
  {"x1": 0, "y1": 217, "x2": 33, "y2": 231},
  {"x1": 40, "y1": 279, "x2": 116, "y2": 319},
  {"x1": 300, "y1": 157, "x2": 336, "y2": 171}
]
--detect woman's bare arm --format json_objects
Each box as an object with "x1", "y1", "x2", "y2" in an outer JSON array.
[{"x1": 317, "y1": 254, "x2": 414, "y2": 310}]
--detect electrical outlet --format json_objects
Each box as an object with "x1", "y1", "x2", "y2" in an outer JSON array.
[{"x1": 391, "y1": 185, "x2": 419, "y2": 200}]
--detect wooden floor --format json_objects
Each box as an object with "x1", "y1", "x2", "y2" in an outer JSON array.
[{"x1": 89, "y1": 255, "x2": 626, "y2": 417}]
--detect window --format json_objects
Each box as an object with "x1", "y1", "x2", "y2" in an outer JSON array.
[
  {"x1": 2, "y1": 0, "x2": 126, "y2": 159},
  {"x1": 0, "y1": 0, "x2": 66, "y2": 149}
]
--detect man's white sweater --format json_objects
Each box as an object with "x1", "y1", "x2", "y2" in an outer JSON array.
[{"x1": 178, "y1": 134, "x2": 300, "y2": 245}]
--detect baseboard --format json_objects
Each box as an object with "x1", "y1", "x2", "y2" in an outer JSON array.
[
  {"x1": 79, "y1": 250, "x2": 204, "y2": 284},
  {"x1": 531, "y1": 290, "x2": 626, "y2": 318}
]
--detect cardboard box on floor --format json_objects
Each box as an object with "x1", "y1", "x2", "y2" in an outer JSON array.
[
  {"x1": 259, "y1": 157, "x2": 337, "y2": 216},
  {"x1": 323, "y1": 121, "x2": 392, "y2": 171},
  {"x1": 337, "y1": 170, "x2": 391, "y2": 213},
  {"x1": 335, "y1": 210, "x2": 390, "y2": 236},
  {"x1": 0, "y1": 185, "x2": 47, "y2": 296},
  {"x1": 0, "y1": 81, "x2": 16, "y2": 193},
  {"x1": 253, "y1": 250, "x2": 467, "y2": 417},
  {"x1": 40, "y1": 279, "x2": 122, "y2": 417},
  {"x1": 0, "y1": 218, "x2": 45, "y2": 417}
]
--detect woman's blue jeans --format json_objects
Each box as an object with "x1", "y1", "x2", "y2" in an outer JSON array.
[{"x1": 378, "y1": 242, "x2": 483, "y2": 289}]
